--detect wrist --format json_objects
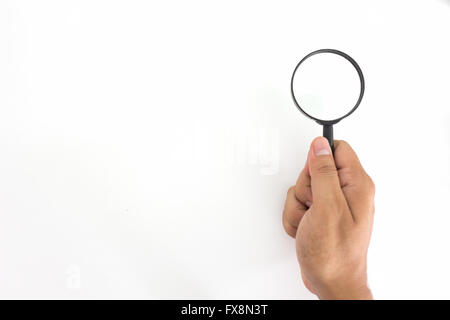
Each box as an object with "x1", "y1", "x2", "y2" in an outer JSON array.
[{"x1": 317, "y1": 281, "x2": 372, "y2": 300}]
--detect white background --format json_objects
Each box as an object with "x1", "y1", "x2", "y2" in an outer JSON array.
[{"x1": 0, "y1": 0, "x2": 449, "y2": 299}]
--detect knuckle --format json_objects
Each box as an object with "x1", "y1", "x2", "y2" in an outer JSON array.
[
  {"x1": 367, "y1": 175, "x2": 376, "y2": 196},
  {"x1": 338, "y1": 140, "x2": 350, "y2": 149},
  {"x1": 288, "y1": 185, "x2": 295, "y2": 195},
  {"x1": 288, "y1": 185, "x2": 302, "y2": 203},
  {"x1": 287, "y1": 207, "x2": 303, "y2": 227},
  {"x1": 335, "y1": 139, "x2": 350, "y2": 152},
  {"x1": 282, "y1": 217, "x2": 297, "y2": 238}
]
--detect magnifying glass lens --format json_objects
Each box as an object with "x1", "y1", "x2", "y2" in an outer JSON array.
[{"x1": 292, "y1": 52, "x2": 361, "y2": 121}]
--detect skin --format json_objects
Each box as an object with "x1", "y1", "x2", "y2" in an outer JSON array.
[{"x1": 282, "y1": 137, "x2": 375, "y2": 300}]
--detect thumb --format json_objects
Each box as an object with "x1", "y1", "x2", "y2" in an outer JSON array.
[{"x1": 308, "y1": 137, "x2": 343, "y2": 204}]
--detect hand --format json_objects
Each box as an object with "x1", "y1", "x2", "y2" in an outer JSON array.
[{"x1": 282, "y1": 137, "x2": 375, "y2": 300}]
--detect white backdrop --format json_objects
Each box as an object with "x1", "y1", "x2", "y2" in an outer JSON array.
[{"x1": 1, "y1": 0, "x2": 450, "y2": 299}]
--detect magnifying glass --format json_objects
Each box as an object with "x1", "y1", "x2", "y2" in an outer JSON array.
[{"x1": 290, "y1": 49, "x2": 365, "y2": 153}]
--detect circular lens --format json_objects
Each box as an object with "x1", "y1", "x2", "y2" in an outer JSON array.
[{"x1": 291, "y1": 51, "x2": 363, "y2": 122}]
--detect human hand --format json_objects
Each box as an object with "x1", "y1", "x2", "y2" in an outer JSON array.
[{"x1": 282, "y1": 137, "x2": 375, "y2": 299}]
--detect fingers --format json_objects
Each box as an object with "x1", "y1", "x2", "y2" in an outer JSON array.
[
  {"x1": 295, "y1": 156, "x2": 312, "y2": 207},
  {"x1": 284, "y1": 151, "x2": 312, "y2": 238},
  {"x1": 282, "y1": 186, "x2": 308, "y2": 238},
  {"x1": 334, "y1": 140, "x2": 365, "y2": 184},
  {"x1": 283, "y1": 138, "x2": 375, "y2": 240},
  {"x1": 308, "y1": 137, "x2": 345, "y2": 207},
  {"x1": 333, "y1": 140, "x2": 375, "y2": 223}
]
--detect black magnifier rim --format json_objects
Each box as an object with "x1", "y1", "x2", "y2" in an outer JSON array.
[{"x1": 290, "y1": 49, "x2": 365, "y2": 126}]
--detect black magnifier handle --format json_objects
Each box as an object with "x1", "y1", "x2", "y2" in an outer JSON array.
[{"x1": 323, "y1": 124, "x2": 334, "y2": 155}]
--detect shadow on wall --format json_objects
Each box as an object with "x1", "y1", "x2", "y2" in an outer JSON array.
[{"x1": 440, "y1": 0, "x2": 450, "y2": 4}]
